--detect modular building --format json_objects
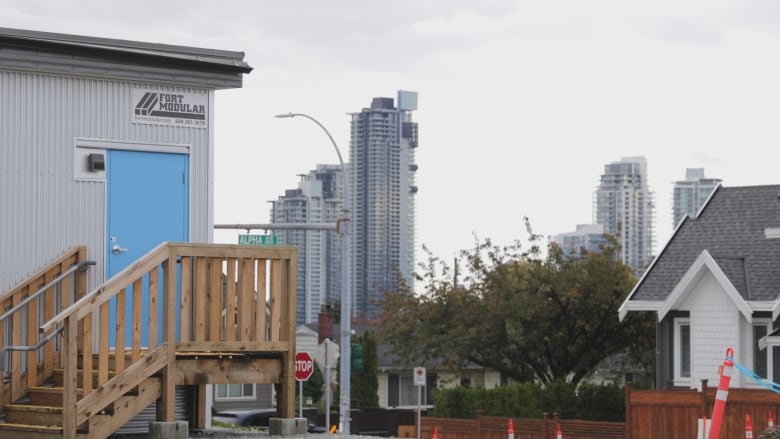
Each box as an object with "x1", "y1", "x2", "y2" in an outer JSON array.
[
  {"x1": 0, "y1": 27, "x2": 251, "y2": 293},
  {"x1": 0, "y1": 27, "x2": 258, "y2": 435}
]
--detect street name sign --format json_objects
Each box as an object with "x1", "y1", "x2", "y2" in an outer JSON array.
[{"x1": 238, "y1": 234, "x2": 277, "y2": 245}]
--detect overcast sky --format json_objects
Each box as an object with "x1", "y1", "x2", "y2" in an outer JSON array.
[{"x1": 5, "y1": 0, "x2": 780, "y2": 266}]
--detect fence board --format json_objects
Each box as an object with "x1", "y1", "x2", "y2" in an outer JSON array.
[
  {"x1": 209, "y1": 258, "x2": 222, "y2": 341},
  {"x1": 225, "y1": 258, "x2": 236, "y2": 342}
]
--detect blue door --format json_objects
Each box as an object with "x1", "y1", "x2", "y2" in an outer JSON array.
[{"x1": 106, "y1": 149, "x2": 189, "y2": 346}]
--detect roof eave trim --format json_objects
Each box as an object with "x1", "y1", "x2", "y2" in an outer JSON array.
[
  {"x1": 693, "y1": 182, "x2": 722, "y2": 219},
  {"x1": 0, "y1": 33, "x2": 253, "y2": 75},
  {"x1": 747, "y1": 300, "x2": 776, "y2": 313},
  {"x1": 759, "y1": 334, "x2": 780, "y2": 350},
  {"x1": 618, "y1": 300, "x2": 662, "y2": 321},
  {"x1": 618, "y1": 215, "x2": 690, "y2": 321},
  {"x1": 770, "y1": 296, "x2": 780, "y2": 321}
]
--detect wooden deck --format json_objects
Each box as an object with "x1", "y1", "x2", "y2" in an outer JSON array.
[{"x1": 0, "y1": 243, "x2": 298, "y2": 439}]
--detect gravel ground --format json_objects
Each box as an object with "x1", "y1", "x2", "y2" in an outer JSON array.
[{"x1": 116, "y1": 428, "x2": 392, "y2": 439}]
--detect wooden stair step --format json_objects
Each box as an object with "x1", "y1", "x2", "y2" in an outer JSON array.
[
  {"x1": 0, "y1": 422, "x2": 63, "y2": 439},
  {"x1": 53, "y1": 368, "x2": 117, "y2": 387},
  {"x1": 28, "y1": 386, "x2": 83, "y2": 406},
  {"x1": 79, "y1": 350, "x2": 149, "y2": 370},
  {"x1": 3, "y1": 404, "x2": 63, "y2": 427}
]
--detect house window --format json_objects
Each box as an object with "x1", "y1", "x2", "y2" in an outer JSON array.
[
  {"x1": 753, "y1": 320, "x2": 772, "y2": 380},
  {"x1": 387, "y1": 373, "x2": 434, "y2": 407},
  {"x1": 674, "y1": 318, "x2": 691, "y2": 384},
  {"x1": 215, "y1": 383, "x2": 255, "y2": 401}
]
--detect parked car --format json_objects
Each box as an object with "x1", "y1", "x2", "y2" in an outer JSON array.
[
  {"x1": 212, "y1": 408, "x2": 277, "y2": 427},
  {"x1": 213, "y1": 408, "x2": 326, "y2": 433}
]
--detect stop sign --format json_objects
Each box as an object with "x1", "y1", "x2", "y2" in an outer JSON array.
[{"x1": 295, "y1": 351, "x2": 314, "y2": 381}]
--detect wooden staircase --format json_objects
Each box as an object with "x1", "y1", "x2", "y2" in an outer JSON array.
[
  {"x1": 0, "y1": 243, "x2": 298, "y2": 439},
  {"x1": 0, "y1": 364, "x2": 160, "y2": 439}
]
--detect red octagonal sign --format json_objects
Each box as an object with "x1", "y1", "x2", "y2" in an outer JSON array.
[{"x1": 295, "y1": 351, "x2": 314, "y2": 381}]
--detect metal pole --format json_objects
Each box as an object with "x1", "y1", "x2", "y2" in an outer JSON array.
[
  {"x1": 275, "y1": 112, "x2": 351, "y2": 434},
  {"x1": 214, "y1": 223, "x2": 336, "y2": 231},
  {"x1": 325, "y1": 341, "x2": 330, "y2": 431},
  {"x1": 417, "y1": 385, "x2": 422, "y2": 439},
  {"x1": 299, "y1": 380, "x2": 303, "y2": 419}
]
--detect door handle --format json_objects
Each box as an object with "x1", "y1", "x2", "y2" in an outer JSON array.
[{"x1": 112, "y1": 244, "x2": 129, "y2": 254}]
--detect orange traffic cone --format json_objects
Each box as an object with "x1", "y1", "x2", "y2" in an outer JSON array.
[
  {"x1": 556, "y1": 423, "x2": 563, "y2": 439},
  {"x1": 433, "y1": 426, "x2": 439, "y2": 439},
  {"x1": 746, "y1": 414, "x2": 753, "y2": 439},
  {"x1": 507, "y1": 419, "x2": 514, "y2": 439},
  {"x1": 770, "y1": 411, "x2": 775, "y2": 429}
]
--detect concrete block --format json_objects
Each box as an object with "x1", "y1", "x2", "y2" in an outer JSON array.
[
  {"x1": 149, "y1": 420, "x2": 189, "y2": 439},
  {"x1": 269, "y1": 417, "x2": 308, "y2": 435}
]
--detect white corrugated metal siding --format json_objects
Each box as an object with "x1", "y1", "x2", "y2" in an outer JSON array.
[{"x1": 0, "y1": 69, "x2": 213, "y2": 292}]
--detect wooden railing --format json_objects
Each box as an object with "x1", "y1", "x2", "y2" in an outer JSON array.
[
  {"x1": 0, "y1": 246, "x2": 90, "y2": 412},
  {"x1": 36, "y1": 242, "x2": 297, "y2": 438}
]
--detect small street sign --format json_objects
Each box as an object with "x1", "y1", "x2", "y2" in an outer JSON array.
[
  {"x1": 238, "y1": 234, "x2": 277, "y2": 245},
  {"x1": 295, "y1": 351, "x2": 314, "y2": 381},
  {"x1": 413, "y1": 366, "x2": 426, "y2": 386}
]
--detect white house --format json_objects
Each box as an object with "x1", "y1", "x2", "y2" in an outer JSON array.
[{"x1": 619, "y1": 184, "x2": 780, "y2": 389}]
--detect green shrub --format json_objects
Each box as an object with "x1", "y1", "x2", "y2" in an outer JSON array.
[
  {"x1": 430, "y1": 386, "x2": 475, "y2": 418},
  {"x1": 576, "y1": 383, "x2": 624, "y2": 422},
  {"x1": 430, "y1": 381, "x2": 624, "y2": 422}
]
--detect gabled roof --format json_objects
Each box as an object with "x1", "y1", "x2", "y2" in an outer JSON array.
[
  {"x1": 651, "y1": 249, "x2": 752, "y2": 321},
  {"x1": 620, "y1": 185, "x2": 780, "y2": 317}
]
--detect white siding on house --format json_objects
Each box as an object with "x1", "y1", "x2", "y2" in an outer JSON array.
[
  {"x1": 296, "y1": 327, "x2": 318, "y2": 357},
  {"x1": 437, "y1": 372, "x2": 460, "y2": 389},
  {"x1": 483, "y1": 370, "x2": 502, "y2": 389},
  {"x1": 680, "y1": 271, "x2": 742, "y2": 388},
  {"x1": 436, "y1": 370, "x2": 502, "y2": 389},
  {"x1": 378, "y1": 373, "x2": 389, "y2": 408}
]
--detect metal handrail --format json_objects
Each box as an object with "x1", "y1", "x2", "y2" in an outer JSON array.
[
  {"x1": 1, "y1": 326, "x2": 64, "y2": 371},
  {"x1": 0, "y1": 259, "x2": 93, "y2": 374},
  {"x1": 0, "y1": 260, "x2": 94, "y2": 323}
]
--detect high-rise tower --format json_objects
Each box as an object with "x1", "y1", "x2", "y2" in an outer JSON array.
[
  {"x1": 271, "y1": 164, "x2": 344, "y2": 324},
  {"x1": 553, "y1": 224, "x2": 609, "y2": 257},
  {"x1": 672, "y1": 168, "x2": 721, "y2": 227},
  {"x1": 349, "y1": 91, "x2": 418, "y2": 320},
  {"x1": 594, "y1": 156, "x2": 654, "y2": 274}
]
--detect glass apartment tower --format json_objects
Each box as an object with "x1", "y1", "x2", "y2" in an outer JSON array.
[
  {"x1": 553, "y1": 224, "x2": 609, "y2": 257},
  {"x1": 593, "y1": 156, "x2": 654, "y2": 275},
  {"x1": 672, "y1": 168, "x2": 721, "y2": 228},
  {"x1": 271, "y1": 164, "x2": 344, "y2": 324},
  {"x1": 349, "y1": 91, "x2": 418, "y2": 320}
]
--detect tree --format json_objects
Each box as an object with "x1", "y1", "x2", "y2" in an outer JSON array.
[
  {"x1": 377, "y1": 219, "x2": 655, "y2": 386},
  {"x1": 350, "y1": 332, "x2": 379, "y2": 408},
  {"x1": 303, "y1": 360, "x2": 325, "y2": 404},
  {"x1": 335, "y1": 331, "x2": 380, "y2": 408}
]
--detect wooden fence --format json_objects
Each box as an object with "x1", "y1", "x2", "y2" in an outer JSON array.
[
  {"x1": 417, "y1": 381, "x2": 780, "y2": 439},
  {"x1": 421, "y1": 413, "x2": 623, "y2": 439},
  {"x1": 625, "y1": 381, "x2": 780, "y2": 439}
]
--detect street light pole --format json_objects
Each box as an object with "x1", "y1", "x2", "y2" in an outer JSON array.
[{"x1": 275, "y1": 112, "x2": 352, "y2": 434}]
